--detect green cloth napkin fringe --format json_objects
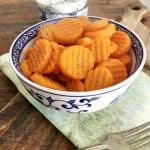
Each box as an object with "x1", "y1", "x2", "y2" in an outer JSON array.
[{"x1": 0, "y1": 53, "x2": 150, "y2": 149}]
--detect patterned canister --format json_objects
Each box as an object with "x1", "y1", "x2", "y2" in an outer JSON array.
[{"x1": 36, "y1": 0, "x2": 88, "y2": 20}]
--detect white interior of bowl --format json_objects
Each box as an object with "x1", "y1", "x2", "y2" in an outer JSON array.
[{"x1": 20, "y1": 39, "x2": 35, "y2": 61}]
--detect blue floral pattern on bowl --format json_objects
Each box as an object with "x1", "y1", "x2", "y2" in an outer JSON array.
[{"x1": 29, "y1": 89, "x2": 101, "y2": 113}]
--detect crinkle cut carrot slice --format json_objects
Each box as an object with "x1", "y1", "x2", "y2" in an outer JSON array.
[
  {"x1": 85, "y1": 66, "x2": 113, "y2": 91},
  {"x1": 58, "y1": 45, "x2": 95, "y2": 79}
]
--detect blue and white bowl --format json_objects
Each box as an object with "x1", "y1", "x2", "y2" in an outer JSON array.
[{"x1": 10, "y1": 16, "x2": 146, "y2": 113}]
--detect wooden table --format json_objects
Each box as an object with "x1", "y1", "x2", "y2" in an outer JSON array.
[{"x1": 0, "y1": 0, "x2": 149, "y2": 149}]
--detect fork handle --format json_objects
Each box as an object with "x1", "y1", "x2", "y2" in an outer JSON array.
[{"x1": 85, "y1": 144, "x2": 109, "y2": 150}]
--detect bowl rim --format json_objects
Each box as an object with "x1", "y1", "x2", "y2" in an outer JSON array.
[{"x1": 9, "y1": 16, "x2": 147, "y2": 97}]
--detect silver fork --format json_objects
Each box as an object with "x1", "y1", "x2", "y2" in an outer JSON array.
[{"x1": 85, "y1": 122, "x2": 150, "y2": 150}]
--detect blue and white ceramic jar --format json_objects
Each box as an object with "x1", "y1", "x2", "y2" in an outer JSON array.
[{"x1": 36, "y1": 0, "x2": 88, "y2": 20}]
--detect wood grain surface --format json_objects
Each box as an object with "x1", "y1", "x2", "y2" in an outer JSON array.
[{"x1": 0, "y1": 0, "x2": 149, "y2": 149}]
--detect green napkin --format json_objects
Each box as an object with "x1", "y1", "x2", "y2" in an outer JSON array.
[{"x1": 0, "y1": 53, "x2": 150, "y2": 149}]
